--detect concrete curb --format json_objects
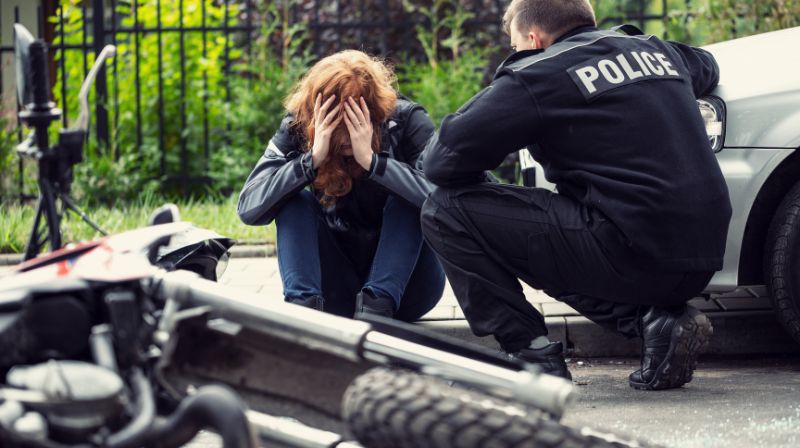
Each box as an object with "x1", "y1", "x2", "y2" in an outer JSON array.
[
  {"x1": 420, "y1": 310, "x2": 800, "y2": 357},
  {"x1": 0, "y1": 244, "x2": 276, "y2": 266}
]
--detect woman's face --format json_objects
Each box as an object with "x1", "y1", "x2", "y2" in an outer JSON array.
[{"x1": 328, "y1": 112, "x2": 354, "y2": 157}]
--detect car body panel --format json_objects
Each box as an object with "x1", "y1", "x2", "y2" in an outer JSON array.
[
  {"x1": 707, "y1": 147, "x2": 795, "y2": 291},
  {"x1": 706, "y1": 27, "x2": 800, "y2": 149}
]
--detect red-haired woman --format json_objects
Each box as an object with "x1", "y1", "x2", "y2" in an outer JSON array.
[{"x1": 237, "y1": 50, "x2": 445, "y2": 320}]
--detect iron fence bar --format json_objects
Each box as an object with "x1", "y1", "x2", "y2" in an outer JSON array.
[
  {"x1": 381, "y1": 0, "x2": 390, "y2": 55},
  {"x1": 223, "y1": 0, "x2": 231, "y2": 138},
  {"x1": 357, "y1": 0, "x2": 364, "y2": 47},
  {"x1": 312, "y1": 0, "x2": 319, "y2": 55},
  {"x1": 336, "y1": 0, "x2": 342, "y2": 51},
  {"x1": 179, "y1": 0, "x2": 188, "y2": 189},
  {"x1": 81, "y1": 0, "x2": 88, "y2": 87},
  {"x1": 639, "y1": 0, "x2": 646, "y2": 30},
  {"x1": 157, "y1": 0, "x2": 165, "y2": 176},
  {"x1": 14, "y1": 6, "x2": 24, "y2": 202},
  {"x1": 105, "y1": 24, "x2": 260, "y2": 33},
  {"x1": 0, "y1": 43, "x2": 98, "y2": 51},
  {"x1": 134, "y1": 0, "x2": 142, "y2": 155},
  {"x1": 111, "y1": 0, "x2": 119, "y2": 157},
  {"x1": 59, "y1": 2, "x2": 67, "y2": 128},
  {"x1": 201, "y1": 0, "x2": 209, "y2": 165},
  {"x1": 0, "y1": 3, "x2": 4, "y2": 132},
  {"x1": 92, "y1": 0, "x2": 109, "y2": 151},
  {"x1": 245, "y1": 0, "x2": 253, "y2": 79}
]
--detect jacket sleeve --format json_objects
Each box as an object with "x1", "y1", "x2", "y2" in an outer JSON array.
[
  {"x1": 365, "y1": 106, "x2": 436, "y2": 208},
  {"x1": 667, "y1": 41, "x2": 720, "y2": 97},
  {"x1": 236, "y1": 116, "x2": 316, "y2": 226},
  {"x1": 421, "y1": 74, "x2": 539, "y2": 187}
]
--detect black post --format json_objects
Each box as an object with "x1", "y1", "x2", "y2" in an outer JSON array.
[{"x1": 92, "y1": 0, "x2": 109, "y2": 151}]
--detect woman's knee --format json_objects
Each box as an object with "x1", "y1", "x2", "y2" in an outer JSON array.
[{"x1": 276, "y1": 189, "x2": 318, "y2": 224}]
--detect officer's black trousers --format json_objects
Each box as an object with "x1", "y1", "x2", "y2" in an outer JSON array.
[{"x1": 421, "y1": 183, "x2": 714, "y2": 353}]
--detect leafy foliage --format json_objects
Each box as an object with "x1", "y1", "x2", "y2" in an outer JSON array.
[
  {"x1": 210, "y1": 1, "x2": 311, "y2": 195},
  {"x1": 0, "y1": 105, "x2": 17, "y2": 196},
  {"x1": 398, "y1": 0, "x2": 490, "y2": 126},
  {"x1": 2, "y1": 0, "x2": 799, "y2": 208}
]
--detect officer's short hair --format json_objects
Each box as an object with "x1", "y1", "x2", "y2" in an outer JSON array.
[{"x1": 503, "y1": 0, "x2": 596, "y2": 37}]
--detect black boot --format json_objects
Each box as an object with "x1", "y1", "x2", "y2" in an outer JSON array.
[
  {"x1": 629, "y1": 305, "x2": 712, "y2": 390},
  {"x1": 506, "y1": 342, "x2": 572, "y2": 381},
  {"x1": 354, "y1": 289, "x2": 395, "y2": 319},
  {"x1": 285, "y1": 295, "x2": 324, "y2": 311}
]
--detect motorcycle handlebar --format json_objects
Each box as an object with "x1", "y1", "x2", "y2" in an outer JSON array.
[
  {"x1": 75, "y1": 45, "x2": 116, "y2": 132},
  {"x1": 154, "y1": 271, "x2": 575, "y2": 417}
]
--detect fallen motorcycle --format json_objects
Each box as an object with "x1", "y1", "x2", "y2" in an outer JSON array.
[{"x1": 0, "y1": 222, "x2": 659, "y2": 448}]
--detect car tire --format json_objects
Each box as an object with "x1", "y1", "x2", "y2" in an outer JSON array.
[{"x1": 764, "y1": 181, "x2": 800, "y2": 346}]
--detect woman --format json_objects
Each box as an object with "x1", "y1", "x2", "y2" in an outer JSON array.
[{"x1": 237, "y1": 50, "x2": 445, "y2": 321}]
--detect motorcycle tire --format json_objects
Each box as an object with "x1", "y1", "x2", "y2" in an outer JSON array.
[{"x1": 342, "y1": 367, "x2": 657, "y2": 448}]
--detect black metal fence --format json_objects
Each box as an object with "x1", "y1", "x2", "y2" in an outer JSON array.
[{"x1": 1, "y1": 0, "x2": 668, "y2": 200}]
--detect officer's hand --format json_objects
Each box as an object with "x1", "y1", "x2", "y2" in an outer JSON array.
[
  {"x1": 343, "y1": 96, "x2": 376, "y2": 170},
  {"x1": 311, "y1": 93, "x2": 342, "y2": 169}
]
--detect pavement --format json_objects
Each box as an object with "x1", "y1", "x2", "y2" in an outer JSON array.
[
  {"x1": 218, "y1": 255, "x2": 800, "y2": 357},
  {"x1": 564, "y1": 356, "x2": 800, "y2": 448},
  {"x1": 3, "y1": 248, "x2": 799, "y2": 356}
]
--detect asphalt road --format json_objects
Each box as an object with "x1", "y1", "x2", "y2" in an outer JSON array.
[
  {"x1": 186, "y1": 356, "x2": 800, "y2": 448},
  {"x1": 563, "y1": 356, "x2": 800, "y2": 448}
]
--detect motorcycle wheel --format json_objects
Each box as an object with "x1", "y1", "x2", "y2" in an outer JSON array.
[{"x1": 342, "y1": 367, "x2": 657, "y2": 448}]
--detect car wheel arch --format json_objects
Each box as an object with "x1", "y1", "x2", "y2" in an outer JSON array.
[{"x1": 739, "y1": 147, "x2": 800, "y2": 285}]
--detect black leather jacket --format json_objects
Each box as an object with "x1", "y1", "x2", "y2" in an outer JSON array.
[{"x1": 237, "y1": 98, "x2": 435, "y2": 231}]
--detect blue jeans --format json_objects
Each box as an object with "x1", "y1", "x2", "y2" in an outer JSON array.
[{"x1": 275, "y1": 190, "x2": 445, "y2": 322}]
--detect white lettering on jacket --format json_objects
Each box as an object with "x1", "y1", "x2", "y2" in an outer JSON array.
[{"x1": 568, "y1": 50, "x2": 682, "y2": 100}]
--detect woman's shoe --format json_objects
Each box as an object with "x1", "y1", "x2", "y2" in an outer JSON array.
[{"x1": 285, "y1": 295, "x2": 324, "y2": 311}]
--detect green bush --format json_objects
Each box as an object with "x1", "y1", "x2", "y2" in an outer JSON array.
[
  {"x1": 397, "y1": 0, "x2": 490, "y2": 126},
  {"x1": 591, "y1": 0, "x2": 800, "y2": 45},
  {"x1": 210, "y1": 1, "x2": 310, "y2": 195},
  {"x1": 0, "y1": 107, "x2": 16, "y2": 197}
]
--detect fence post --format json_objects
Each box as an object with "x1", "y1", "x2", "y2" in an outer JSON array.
[{"x1": 92, "y1": 0, "x2": 109, "y2": 151}]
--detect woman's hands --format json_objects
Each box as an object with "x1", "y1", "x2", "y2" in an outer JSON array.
[
  {"x1": 311, "y1": 94, "x2": 342, "y2": 169},
  {"x1": 344, "y1": 96, "x2": 375, "y2": 170},
  {"x1": 311, "y1": 94, "x2": 376, "y2": 171}
]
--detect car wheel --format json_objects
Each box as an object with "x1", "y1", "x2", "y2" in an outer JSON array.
[{"x1": 764, "y1": 180, "x2": 800, "y2": 346}]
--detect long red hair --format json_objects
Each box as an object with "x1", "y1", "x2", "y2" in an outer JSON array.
[{"x1": 285, "y1": 50, "x2": 398, "y2": 206}]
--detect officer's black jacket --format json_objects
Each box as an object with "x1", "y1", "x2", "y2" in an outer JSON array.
[
  {"x1": 422, "y1": 26, "x2": 732, "y2": 272},
  {"x1": 237, "y1": 97, "x2": 434, "y2": 228}
]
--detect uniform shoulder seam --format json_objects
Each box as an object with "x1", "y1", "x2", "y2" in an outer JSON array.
[{"x1": 510, "y1": 33, "x2": 656, "y2": 72}]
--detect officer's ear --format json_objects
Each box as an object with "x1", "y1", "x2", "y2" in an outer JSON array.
[
  {"x1": 527, "y1": 31, "x2": 540, "y2": 50},
  {"x1": 527, "y1": 27, "x2": 548, "y2": 50}
]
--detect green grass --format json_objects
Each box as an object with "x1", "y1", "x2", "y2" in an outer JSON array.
[{"x1": 0, "y1": 195, "x2": 274, "y2": 253}]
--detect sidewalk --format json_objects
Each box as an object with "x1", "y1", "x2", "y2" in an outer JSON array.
[
  {"x1": 221, "y1": 256, "x2": 800, "y2": 357},
  {"x1": 3, "y1": 248, "x2": 797, "y2": 357}
]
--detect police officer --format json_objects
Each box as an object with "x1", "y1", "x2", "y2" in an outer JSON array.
[{"x1": 419, "y1": 0, "x2": 731, "y2": 389}]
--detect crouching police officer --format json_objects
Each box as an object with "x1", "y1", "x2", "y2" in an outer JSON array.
[{"x1": 419, "y1": 0, "x2": 732, "y2": 389}]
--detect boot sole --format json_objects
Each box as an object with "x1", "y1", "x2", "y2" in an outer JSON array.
[{"x1": 629, "y1": 307, "x2": 713, "y2": 390}]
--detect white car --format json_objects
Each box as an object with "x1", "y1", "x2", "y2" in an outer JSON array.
[{"x1": 519, "y1": 27, "x2": 800, "y2": 346}]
